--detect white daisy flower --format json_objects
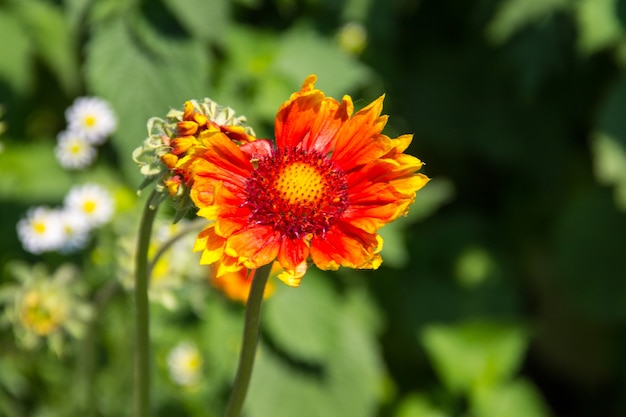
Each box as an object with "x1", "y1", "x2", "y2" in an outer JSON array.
[
  {"x1": 63, "y1": 183, "x2": 114, "y2": 228},
  {"x1": 167, "y1": 341, "x2": 203, "y2": 387},
  {"x1": 65, "y1": 97, "x2": 117, "y2": 145},
  {"x1": 16, "y1": 206, "x2": 66, "y2": 254},
  {"x1": 58, "y1": 208, "x2": 91, "y2": 252},
  {"x1": 55, "y1": 130, "x2": 97, "y2": 170}
]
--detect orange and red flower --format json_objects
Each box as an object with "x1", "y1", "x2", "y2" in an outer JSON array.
[{"x1": 191, "y1": 75, "x2": 429, "y2": 287}]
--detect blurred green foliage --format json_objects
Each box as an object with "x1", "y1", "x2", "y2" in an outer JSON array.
[{"x1": 1, "y1": 0, "x2": 626, "y2": 416}]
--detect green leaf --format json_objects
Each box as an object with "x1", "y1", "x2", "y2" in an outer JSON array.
[
  {"x1": 0, "y1": 141, "x2": 74, "y2": 203},
  {"x1": 575, "y1": 0, "x2": 623, "y2": 55},
  {"x1": 471, "y1": 379, "x2": 552, "y2": 417},
  {"x1": 420, "y1": 320, "x2": 528, "y2": 395},
  {"x1": 273, "y1": 25, "x2": 374, "y2": 99},
  {"x1": 486, "y1": 0, "x2": 571, "y2": 44},
  {"x1": 0, "y1": 8, "x2": 34, "y2": 95},
  {"x1": 162, "y1": 0, "x2": 230, "y2": 43},
  {"x1": 11, "y1": 0, "x2": 80, "y2": 94},
  {"x1": 395, "y1": 394, "x2": 449, "y2": 417},
  {"x1": 247, "y1": 275, "x2": 385, "y2": 417},
  {"x1": 591, "y1": 132, "x2": 626, "y2": 211},
  {"x1": 262, "y1": 269, "x2": 341, "y2": 363},
  {"x1": 84, "y1": 16, "x2": 211, "y2": 184}
]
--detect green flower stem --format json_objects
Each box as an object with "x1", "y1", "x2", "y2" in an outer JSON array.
[
  {"x1": 225, "y1": 262, "x2": 273, "y2": 417},
  {"x1": 134, "y1": 190, "x2": 160, "y2": 417}
]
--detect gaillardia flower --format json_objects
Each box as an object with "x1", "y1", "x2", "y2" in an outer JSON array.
[{"x1": 192, "y1": 75, "x2": 429, "y2": 287}]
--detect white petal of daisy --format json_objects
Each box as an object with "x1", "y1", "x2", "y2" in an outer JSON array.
[
  {"x1": 55, "y1": 130, "x2": 97, "y2": 170},
  {"x1": 58, "y1": 208, "x2": 92, "y2": 252},
  {"x1": 17, "y1": 207, "x2": 66, "y2": 254},
  {"x1": 63, "y1": 183, "x2": 114, "y2": 228},
  {"x1": 65, "y1": 97, "x2": 117, "y2": 145},
  {"x1": 167, "y1": 342, "x2": 203, "y2": 387}
]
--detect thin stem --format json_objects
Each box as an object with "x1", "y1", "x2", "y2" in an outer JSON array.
[
  {"x1": 225, "y1": 263, "x2": 273, "y2": 417},
  {"x1": 134, "y1": 190, "x2": 159, "y2": 417}
]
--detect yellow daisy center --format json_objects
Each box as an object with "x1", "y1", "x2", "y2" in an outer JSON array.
[
  {"x1": 274, "y1": 162, "x2": 326, "y2": 205},
  {"x1": 83, "y1": 200, "x2": 96, "y2": 214},
  {"x1": 33, "y1": 222, "x2": 46, "y2": 234},
  {"x1": 84, "y1": 115, "x2": 96, "y2": 127},
  {"x1": 245, "y1": 148, "x2": 348, "y2": 239}
]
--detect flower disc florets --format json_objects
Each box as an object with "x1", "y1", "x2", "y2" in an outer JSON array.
[
  {"x1": 133, "y1": 98, "x2": 255, "y2": 219},
  {"x1": 245, "y1": 147, "x2": 349, "y2": 239}
]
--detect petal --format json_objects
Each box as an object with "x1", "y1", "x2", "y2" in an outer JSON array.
[
  {"x1": 331, "y1": 96, "x2": 390, "y2": 171},
  {"x1": 275, "y1": 76, "x2": 352, "y2": 154},
  {"x1": 192, "y1": 133, "x2": 253, "y2": 186},
  {"x1": 225, "y1": 225, "x2": 281, "y2": 269},
  {"x1": 309, "y1": 221, "x2": 381, "y2": 271},
  {"x1": 194, "y1": 225, "x2": 227, "y2": 265},
  {"x1": 240, "y1": 139, "x2": 274, "y2": 160},
  {"x1": 276, "y1": 260, "x2": 308, "y2": 287},
  {"x1": 276, "y1": 237, "x2": 310, "y2": 277}
]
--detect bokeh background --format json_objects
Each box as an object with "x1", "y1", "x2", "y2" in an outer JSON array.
[{"x1": 2, "y1": 0, "x2": 626, "y2": 416}]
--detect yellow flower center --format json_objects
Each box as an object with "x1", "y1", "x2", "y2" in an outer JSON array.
[
  {"x1": 274, "y1": 162, "x2": 326, "y2": 205},
  {"x1": 245, "y1": 148, "x2": 348, "y2": 239},
  {"x1": 84, "y1": 115, "x2": 96, "y2": 127},
  {"x1": 83, "y1": 200, "x2": 96, "y2": 214},
  {"x1": 70, "y1": 143, "x2": 82, "y2": 154},
  {"x1": 33, "y1": 221, "x2": 46, "y2": 234}
]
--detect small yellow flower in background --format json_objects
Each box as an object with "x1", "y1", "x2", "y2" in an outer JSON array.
[
  {"x1": 0, "y1": 262, "x2": 92, "y2": 354},
  {"x1": 64, "y1": 183, "x2": 115, "y2": 228},
  {"x1": 55, "y1": 130, "x2": 97, "y2": 170},
  {"x1": 16, "y1": 206, "x2": 66, "y2": 254},
  {"x1": 337, "y1": 22, "x2": 368, "y2": 55},
  {"x1": 133, "y1": 98, "x2": 255, "y2": 218},
  {"x1": 192, "y1": 75, "x2": 429, "y2": 287},
  {"x1": 167, "y1": 341, "x2": 203, "y2": 387},
  {"x1": 65, "y1": 97, "x2": 117, "y2": 145}
]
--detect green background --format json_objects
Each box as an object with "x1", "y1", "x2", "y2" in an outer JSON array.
[{"x1": 1, "y1": 0, "x2": 626, "y2": 416}]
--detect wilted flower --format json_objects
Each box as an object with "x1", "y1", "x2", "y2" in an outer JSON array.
[
  {"x1": 16, "y1": 206, "x2": 66, "y2": 254},
  {"x1": 65, "y1": 96, "x2": 117, "y2": 144},
  {"x1": 192, "y1": 75, "x2": 429, "y2": 287},
  {"x1": 132, "y1": 98, "x2": 255, "y2": 219},
  {"x1": 167, "y1": 341, "x2": 203, "y2": 387},
  {"x1": 0, "y1": 262, "x2": 92, "y2": 354},
  {"x1": 55, "y1": 130, "x2": 97, "y2": 170}
]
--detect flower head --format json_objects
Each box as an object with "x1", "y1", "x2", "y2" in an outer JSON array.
[
  {"x1": 191, "y1": 75, "x2": 429, "y2": 287},
  {"x1": 55, "y1": 130, "x2": 97, "y2": 170},
  {"x1": 133, "y1": 98, "x2": 255, "y2": 218},
  {"x1": 167, "y1": 341, "x2": 203, "y2": 387},
  {"x1": 0, "y1": 262, "x2": 93, "y2": 353},
  {"x1": 65, "y1": 97, "x2": 117, "y2": 144},
  {"x1": 17, "y1": 206, "x2": 66, "y2": 254},
  {"x1": 63, "y1": 183, "x2": 115, "y2": 228}
]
